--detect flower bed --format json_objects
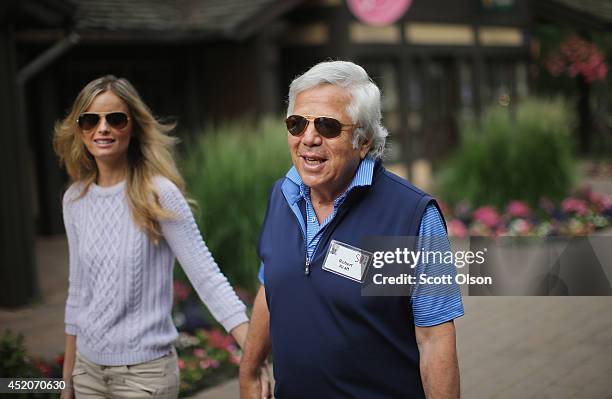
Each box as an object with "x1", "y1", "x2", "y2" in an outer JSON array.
[
  {"x1": 171, "y1": 280, "x2": 244, "y2": 396},
  {"x1": 174, "y1": 329, "x2": 241, "y2": 396},
  {"x1": 442, "y1": 186, "x2": 612, "y2": 237},
  {"x1": 1, "y1": 327, "x2": 241, "y2": 397}
]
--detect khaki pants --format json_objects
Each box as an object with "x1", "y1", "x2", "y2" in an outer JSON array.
[{"x1": 72, "y1": 349, "x2": 180, "y2": 399}]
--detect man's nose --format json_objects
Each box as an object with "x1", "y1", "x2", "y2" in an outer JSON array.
[{"x1": 301, "y1": 121, "x2": 322, "y2": 146}]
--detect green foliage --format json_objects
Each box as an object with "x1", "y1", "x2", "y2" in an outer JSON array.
[
  {"x1": 0, "y1": 330, "x2": 59, "y2": 398},
  {"x1": 179, "y1": 118, "x2": 291, "y2": 293},
  {"x1": 437, "y1": 98, "x2": 576, "y2": 208},
  {"x1": 0, "y1": 330, "x2": 31, "y2": 378}
]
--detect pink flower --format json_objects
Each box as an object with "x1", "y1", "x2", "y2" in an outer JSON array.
[
  {"x1": 494, "y1": 225, "x2": 508, "y2": 237},
  {"x1": 473, "y1": 206, "x2": 501, "y2": 228},
  {"x1": 193, "y1": 348, "x2": 207, "y2": 358},
  {"x1": 178, "y1": 359, "x2": 185, "y2": 370},
  {"x1": 561, "y1": 198, "x2": 589, "y2": 216},
  {"x1": 206, "y1": 329, "x2": 235, "y2": 350},
  {"x1": 230, "y1": 353, "x2": 241, "y2": 365},
  {"x1": 507, "y1": 201, "x2": 531, "y2": 219},
  {"x1": 545, "y1": 35, "x2": 608, "y2": 83},
  {"x1": 602, "y1": 194, "x2": 612, "y2": 212},
  {"x1": 199, "y1": 359, "x2": 220, "y2": 369},
  {"x1": 448, "y1": 219, "x2": 467, "y2": 238},
  {"x1": 173, "y1": 280, "x2": 191, "y2": 302}
]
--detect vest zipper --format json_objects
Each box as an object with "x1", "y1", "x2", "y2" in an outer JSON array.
[
  {"x1": 290, "y1": 209, "x2": 311, "y2": 276},
  {"x1": 304, "y1": 224, "x2": 329, "y2": 277},
  {"x1": 292, "y1": 209, "x2": 322, "y2": 277},
  {"x1": 295, "y1": 193, "x2": 356, "y2": 277}
]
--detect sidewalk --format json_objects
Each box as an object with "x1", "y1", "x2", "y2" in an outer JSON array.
[
  {"x1": 2, "y1": 235, "x2": 611, "y2": 398},
  {"x1": 1, "y1": 170, "x2": 611, "y2": 398}
]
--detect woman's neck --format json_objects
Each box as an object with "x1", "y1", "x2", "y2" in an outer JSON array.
[{"x1": 96, "y1": 160, "x2": 128, "y2": 187}]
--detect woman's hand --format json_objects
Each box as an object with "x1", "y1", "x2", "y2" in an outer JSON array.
[
  {"x1": 258, "y1": 362, "x2": 271, "y2": 399},
  {"x1": 60, "y1": 385, "x2": 74, "y2": 399},
  {"x1": 230, "y1": 322, "x2": 249, "y2": 349}
]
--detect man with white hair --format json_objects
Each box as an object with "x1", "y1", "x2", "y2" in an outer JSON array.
[{"x1": 240, "y1": 61, "x2": 464, "y2": 399}]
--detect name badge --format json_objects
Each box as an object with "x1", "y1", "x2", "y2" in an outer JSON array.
[{"x1": 322, "y1": 240, "x2": 373, "y2": 282}]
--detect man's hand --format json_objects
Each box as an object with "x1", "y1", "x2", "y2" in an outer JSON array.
[
  {"x1": 239, "y1": 286, "x2": 272, "y2": 399},
  {"x1": 240, "y1": 368, "x2": 262, "y2": 399},
  {"x1": 240, "y1": 362, "x2": 271, "y2": 399}
]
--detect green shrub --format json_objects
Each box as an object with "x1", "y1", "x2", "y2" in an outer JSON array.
[
  {"x1": 437, "y1": 97, "x2": 576, "y2": 208},
  {"x1": 180, "y1": 118, "x2": 291, "y2": 294},
  {"x1": 0, "y1": 330, "x2": 60, "y2": 398}
]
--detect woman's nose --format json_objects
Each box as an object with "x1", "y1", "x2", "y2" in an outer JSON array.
[{"x1": 96, "y1": 117, "x2": 110, "y2": 134}]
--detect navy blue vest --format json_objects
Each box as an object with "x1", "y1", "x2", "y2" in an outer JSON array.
[{"x1": 258, "y1": 162, "x2": 438, "y2": 399}]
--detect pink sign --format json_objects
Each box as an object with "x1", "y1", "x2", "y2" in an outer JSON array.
[{"x1": 347, "y1": 0, "x2": 413, "y2": 26}]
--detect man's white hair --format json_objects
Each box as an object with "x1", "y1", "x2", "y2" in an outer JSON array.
[{"x1": 286, "y1": 61, "x2": 388, "y2": 160}]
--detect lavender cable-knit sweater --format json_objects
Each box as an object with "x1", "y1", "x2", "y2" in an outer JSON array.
[{"x1": 63, "y1": 176, "x2": 248, "y2": 366}]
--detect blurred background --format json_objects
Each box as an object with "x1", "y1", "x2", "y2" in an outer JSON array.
[{"x1": 1, "y1": 0, "x2": 611, "y2": 397}]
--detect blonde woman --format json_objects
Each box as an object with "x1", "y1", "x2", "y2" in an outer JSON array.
[{"x1": 54, "y1": 75, "x2": 251, "y2": 398}]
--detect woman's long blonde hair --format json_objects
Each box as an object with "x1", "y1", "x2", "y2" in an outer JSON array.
[{"x1": 54, "y1": 75, "x2": 188, "y2": 244}]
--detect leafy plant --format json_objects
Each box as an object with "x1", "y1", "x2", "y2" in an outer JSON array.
[
  {"x1": 179, "y1": 117, "x2": 291, "y2": 294},
  {"x1": 0, "y1": 330, "x2": 62, "y2": 398},
  {"x1": 437, "y1": 97, "x2": 576, "y2": 209}
]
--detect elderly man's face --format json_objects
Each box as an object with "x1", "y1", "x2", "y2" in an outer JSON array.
[{"x1": 289, "y1": 84, "x2": 371, "y2": 201}]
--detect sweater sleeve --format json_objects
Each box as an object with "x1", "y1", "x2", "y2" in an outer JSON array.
[
  {"x1": 63, "y1": 185, "x2": 82, "y2": 336},
  {"x1": 155, "y1": 177, "x2": 248, "y2": 332}
]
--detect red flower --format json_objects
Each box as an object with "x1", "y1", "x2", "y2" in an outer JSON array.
[
  {"x1": 34, "y1": 359, "x2": 52, "y2": 377},
  {"x1": 448, "y1": 219, "x2": 467, "y2": 238},
  {"x1": 173, "y1": 280, "x2": 191, "y2": 302},
  {"x1": 473, "y1": 206, "x2": 502, "y2": 228},
  {"x1": 206, "y1": 329, "x2": 235, "y2": 350},
  {"x1": 561, "y1": 198, "x2": 589, "y2": 216},
  {"x1": 507, "y1": 201, "x2": 531, "y2": 219},
  {"x1": 601, "y1": 194, "x2": 612, "y2": 212},
  {"x1": 545, "y1": 35, "x2": 608, "y2": 83}
]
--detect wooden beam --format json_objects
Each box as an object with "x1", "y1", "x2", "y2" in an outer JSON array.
[
  {"x1": 34, "y1": 71, "x2": 65, "y2": 235},
  {"x1": 0, "y1": 25, "x2": 39, "y2": 307}
]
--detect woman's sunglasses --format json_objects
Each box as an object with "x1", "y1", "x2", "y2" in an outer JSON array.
[
  {"x1": 285, "y1": 114, "x2": 356, "y2": 139},
  {"x1": 77, "y1": 112, "x2": 130, "y2": 131}
]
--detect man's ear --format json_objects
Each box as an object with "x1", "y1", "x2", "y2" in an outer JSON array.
[{"x1": 359, "y1": 134, "x2": 372, "y2": 159}]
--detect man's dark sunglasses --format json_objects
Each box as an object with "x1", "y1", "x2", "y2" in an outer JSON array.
[
  {"x1": 77, "y1": 112, "x2": 130, "y2": 131},
  {"x1": 285, "y1": 114, "x2": 356, "y2": 139}
]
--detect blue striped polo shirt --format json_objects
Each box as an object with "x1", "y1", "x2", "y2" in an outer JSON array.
[{"x1": 258, "y1": 158, "x2": 464, "y2": 327}]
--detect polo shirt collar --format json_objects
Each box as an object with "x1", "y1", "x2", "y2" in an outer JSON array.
[{"x1": 282, "y1": 157, "x2": 375, "y2": 206}]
